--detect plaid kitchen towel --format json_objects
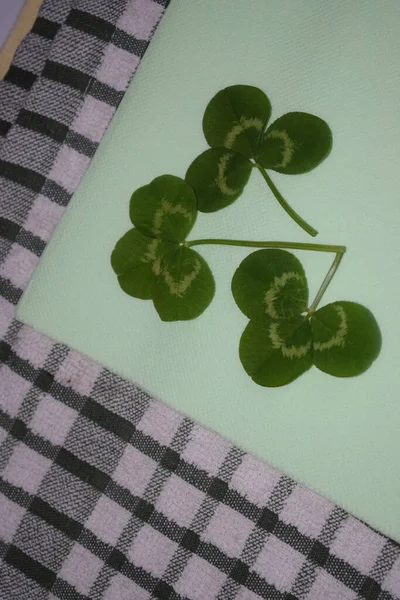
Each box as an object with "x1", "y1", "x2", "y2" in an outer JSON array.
[{"x1": 0, "y1": 1, "x2": 399, "y2": 599}]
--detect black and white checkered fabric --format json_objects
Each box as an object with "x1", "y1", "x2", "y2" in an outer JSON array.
[{"x1": 0, "y1": 1, "x2": 399, "y2": 599}]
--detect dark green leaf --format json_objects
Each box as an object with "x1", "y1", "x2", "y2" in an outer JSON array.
[
  {"x1": 256, "y1": 112, "x2": 332, "y2": 174},
  {"x1": 311, "y1": 301, "x2": 382, "y2": 377},
  {"x1": 130, "y1": 175, "x2": 197, "y2": 243},
  {"x1": 202, "y1": 85, "x2": 271, "y2": 159},
  {"x1": 185, "y1": 148, "x2": 252, "y2": 213},
  {"x1": 240, "y1": 317, "x2": 313, "y2": 387},
  {"x1": 153, "y1": 246, "x2": 215, "y2": 321},
  {"x1": 231, "y1": 249, "x2": 308, "y2": 322},
  {"x1": 111, "y1": 228, "x2": 175, "y2": 299}
]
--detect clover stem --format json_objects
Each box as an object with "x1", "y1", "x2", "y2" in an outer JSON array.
[
  {"x1": 254, "y1": 163, "x2": 318, "y2": 238},
  {"x1": 185, "y1": 238, "x2": 346, "y2": 316},
  {"x1": 187, "y1": 238, "x2": 345, "y2": 254},
  {"x1": 307, "y1": 249, "x2": 345, "y2": 315},
  {"x1": 187, "y1": 237, "x2": 346, "y2": 313}
]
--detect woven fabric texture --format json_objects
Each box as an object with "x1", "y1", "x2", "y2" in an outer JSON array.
[{"x1": 0, "y1": 1, "x2": 399, "y2": 599}]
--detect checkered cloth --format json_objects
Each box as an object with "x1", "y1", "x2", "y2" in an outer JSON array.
[{"x1": 0, "y1": 1, "x2": 399, "y2": 598}]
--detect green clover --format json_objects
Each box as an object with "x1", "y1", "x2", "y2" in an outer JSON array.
[
  {"x1": 186, "y1": 85, "x2": 332, "y2": 236},
  {"x1": 232, "y1": 249, "x2": 381, "y2": 387},
  {"x1": 111, "y1": 175, "x2": 215, "y2": 321},
  {"x1": 109, "y1": 84, "x2": 381, "y2": 392}
]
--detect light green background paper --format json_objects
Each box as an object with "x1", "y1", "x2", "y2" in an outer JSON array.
[{"x1": 18, "y1": 0, "x2": 400, "y2": 539}]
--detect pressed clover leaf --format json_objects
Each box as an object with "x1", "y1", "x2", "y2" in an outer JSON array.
[
  {"x1": 201, "y1": 85, "x2": 332, "y2": 174},
  {"x1": 256, "y1": 112, "x2": 332, "y2": 175},
  {"x1": 111, "y1": 175, "x2": 215, "y2": 321},
  {"x1": 310, "y1": 301, "x2": 382, "y2": 377},
  {"x1": 187, "y1": 85, "x2": 332, "y2": 237},
  {"x1": 130, "y1": 174, "x2": 197, "y2": 243},
  {"x1": 111, "y1": 228, "x2": 174, "y2": 299},
  {"x1": 240, "y1": 317, "x2": 313, "y2": 387},
  {"x1": 185, "y1": 148, "x2": 252, "y2": 212},
  {"x1": 231, "y1": 249, "x2": 308, "y2": 322},
  {"x1": 231, "y1": 248, "x2": 381, "y2": 387},
  {"x1": 202, "y1": 85, "x2": 272, "y2": 159},
  {"x1": 153, "y1": 246, "x2": 215, "y2": 321}
]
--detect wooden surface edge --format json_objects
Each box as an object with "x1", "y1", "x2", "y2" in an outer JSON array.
[{"x1": 0, "y1": 0, "x2": 44, "y2": 80}]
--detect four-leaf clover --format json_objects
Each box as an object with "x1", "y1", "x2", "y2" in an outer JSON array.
[{"x1": 111, "y1": 175, "x2": 215, "y2": 321}]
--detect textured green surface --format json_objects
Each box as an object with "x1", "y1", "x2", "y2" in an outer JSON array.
[{"x1": 18, "y1": 0, "x2": 400, "y2": 540}]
